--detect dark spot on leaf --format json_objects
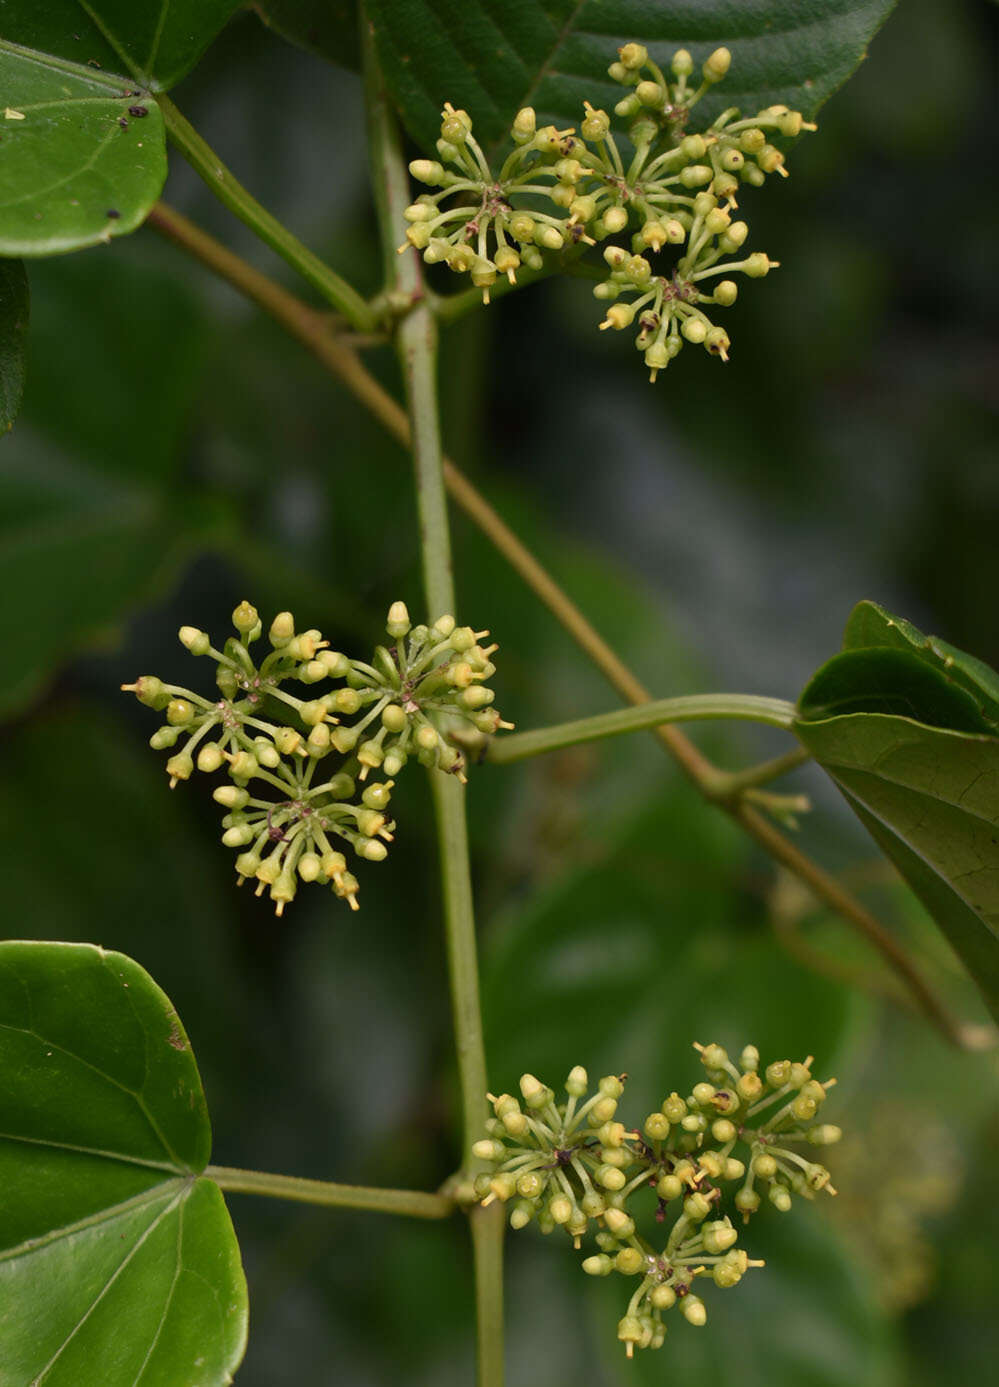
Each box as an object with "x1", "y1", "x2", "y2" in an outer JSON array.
[
  {"x1": 129, "y1": 105, "x2": 149, "y2": 118},
  {"x1": 118, "y1": 118, "x2": 128, "y2": 129},
  {"x1": 106, "y1": 209, "x2": 121, "y2": 219}
]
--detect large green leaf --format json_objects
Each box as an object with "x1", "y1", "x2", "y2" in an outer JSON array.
[
  {"x1": 365, "y1": 0, "x2": 898, "y2": 151},
  {"x1": 844, "y1": 599, "x2": 999, "y2": 728},
  {"x1": 796, "y1": 605, "x2": 999, "y2": 1024},
  {"x1": 0, "y1": 941, "x2": 248, "y2": 1386},
  {"x1": 0, "y1": 41, "x2": 167, "y2": 256},
  {"x1": 794, "y1": 714, "x2": 999, "y2": 1025},
  {"x1": 0, "y1": 0, "x2": 243, "y2": 90},
  {"x1": 797, "y1": 646, "x2": 994, "y2": 733},
  {"x1": 0, "y1": 256, "x2": 28, "y2": 427}
]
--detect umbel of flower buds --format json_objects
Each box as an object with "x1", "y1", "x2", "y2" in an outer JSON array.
[
  {"x1": 404, "y1": 43, "x2": 814, "y2": 378},
  {"x1": 122, "y1": 601, "x2": 512, "y2": 913},
  {"x1": 471, "y1": 1042, "x2": 840, "y2": 1356}
]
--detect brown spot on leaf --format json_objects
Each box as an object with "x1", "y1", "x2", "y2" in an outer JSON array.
[{"x1": 166, "y1": 1014, "x2": 186, "y2": 1050}]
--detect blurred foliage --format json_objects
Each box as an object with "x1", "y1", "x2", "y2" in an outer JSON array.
[{"x1": 0, "y1": 0, "x2": 997, "y2": 1384}]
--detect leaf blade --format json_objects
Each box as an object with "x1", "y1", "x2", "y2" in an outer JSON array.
[
  {"x1": 0, "y1": 40, "x2": 167, "y2": 256},
  {"x1": 794, "y1": 713, "x2": 999, "y2": 1023},
  {"x1": 365, "y1": 0, "x2": 899, "y2": 150},
  {"x1": 0, "y1": 942, "x2": 249, "y2": 1387},
  {"x1": 0, "y1": 0, "x2": 243, "y2": 90}
]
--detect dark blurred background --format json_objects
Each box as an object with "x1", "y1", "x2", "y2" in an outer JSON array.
[{"x1": 1, "y1": 0, "x2": 997, "y2": 1382}]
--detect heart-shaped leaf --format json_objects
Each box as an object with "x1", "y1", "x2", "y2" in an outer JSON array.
[
  {"x1": 365, "y1": 0, "x2": 898, "y2": 151},
  {"x1": 0, "y1": 940, "x2": 248, "y2": 1386},
  {"x1": 0, "y1": 0, "x2": 243, "y2": 91},
  {"x1": 0, "y1": 257, "x2": 28, "y2": 427},
  {"x1": 796, "y1": 606, "x2": 999, "y2": 1024},
  {"x1": 0, "y1": 41, "x2": 167, "y2": 256}
]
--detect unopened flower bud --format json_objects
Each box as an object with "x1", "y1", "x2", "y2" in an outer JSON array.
[
  {"x1": 537, "y1": 225, "x2": 565, "y2": 251},
  {"x1": 511, "y1": 107, "x2": 536, "y2": 143},
  {"x1": 565, "y1": 1064, "x2": 588, "y2": 1096},
  {"x1": 179, "y1": 625, "x2": 210, "y2": 655},
  {"x1": 680, "y1": 164, "x2": 713, "y2": 188},
  {"x1": 603, "y1": 1207, "x2": 635, "y2": 1239},
  {"x1": 807, "y1": 1124, "x2": 842, "y2": 1146},
  {"x1": 269, "y1": 611, "x2": 295, "y2": 646},
  {"x1": 197, "y1": 743, "x2": 225, "y2": 773},
  {"x1": 703, "y1": 47, "x2": 731, "y2": 82}
]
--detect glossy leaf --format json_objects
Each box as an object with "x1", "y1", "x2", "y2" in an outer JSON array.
[
  {"x1": 365, "y1": 0, "x2": 898, "y2": 151},
  {"x1": 844, "y1": 599, "x2": 999, "y2": 728},
  {"x1": 0, "y1": 0, "x2": 243, "y2": 90},
  {"x1": 798, "y1": 646, "x2": 994, "y2": 733},
  {"x1": 796, "y1": 605, "x2": 999, "y2": 1024},
  {"x1": 0, "y1": 41, "x2": 166, "y2": 256},
  {"x1": 0, "y1": 256, "x2": 28, "y2": 428},
  {"x1": 794, "y1": 713, "x2": 999, "y2": 1025},
  {"x1": 252, "y1": 0, "x2": 360, "y2": 70},
  {"x1": 0, "y1": 941, "x2": 248, "y2": 1386}
]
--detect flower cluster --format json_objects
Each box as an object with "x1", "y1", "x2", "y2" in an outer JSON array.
[
  {"x1": 122, "y1": 601, "x2": 511, "y2": 912},
  {"x1": 404, "y1": 43, "x2": 814, "y2": 378},
  {"x1": 471, "y1": 1042, "x2": 840, "y2": 1355}
]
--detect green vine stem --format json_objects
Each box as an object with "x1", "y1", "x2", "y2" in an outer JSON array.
[
  {"x1": 488, "y1": 695, "x2": 798, "y2": 764},
  {"x1": 142, "y1": 206, "x2": 981, "y2": 1051},
  {"x1": 157, "y1": 94, "x2": 376, "y2": 332},
  {"x1": 364, "y1": 20, "x2": 505, "y2": 1386},
  {"x1": 206, "y1": 1166, "x2": 452, "y2": 1217}
]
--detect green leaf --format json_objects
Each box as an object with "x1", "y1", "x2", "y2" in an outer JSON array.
[
  {"x1": 0, "y1": 941, "x2": 248, "y2": 1387},
  {"x1": 0, "y1": 0, "x2": 243, "y2": 90},
  {"x1": 843, "y1": 599, "x2": 999, "y2": 728},
  {"x1": 252, "y1": 0, "x2": 360, "y2": 70},
  {"x1": 0, "y1": 256, "x2": 28, "y2": 428},
  {"x1": 794, "y1": 713, "x2": 999, "y2": 1025},
  {"x1": 796, "y1": 605, "x2": 999, "y2": 1024},
  {"x1": 365, "y1": 0, "x2": 898, "y2": 151},
  {"x1": 798, "y1": 646, "x2": 994, "y2": 733},
  {"x1": 0, "y1": 41, "x2": 167, "y2": 256}
]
